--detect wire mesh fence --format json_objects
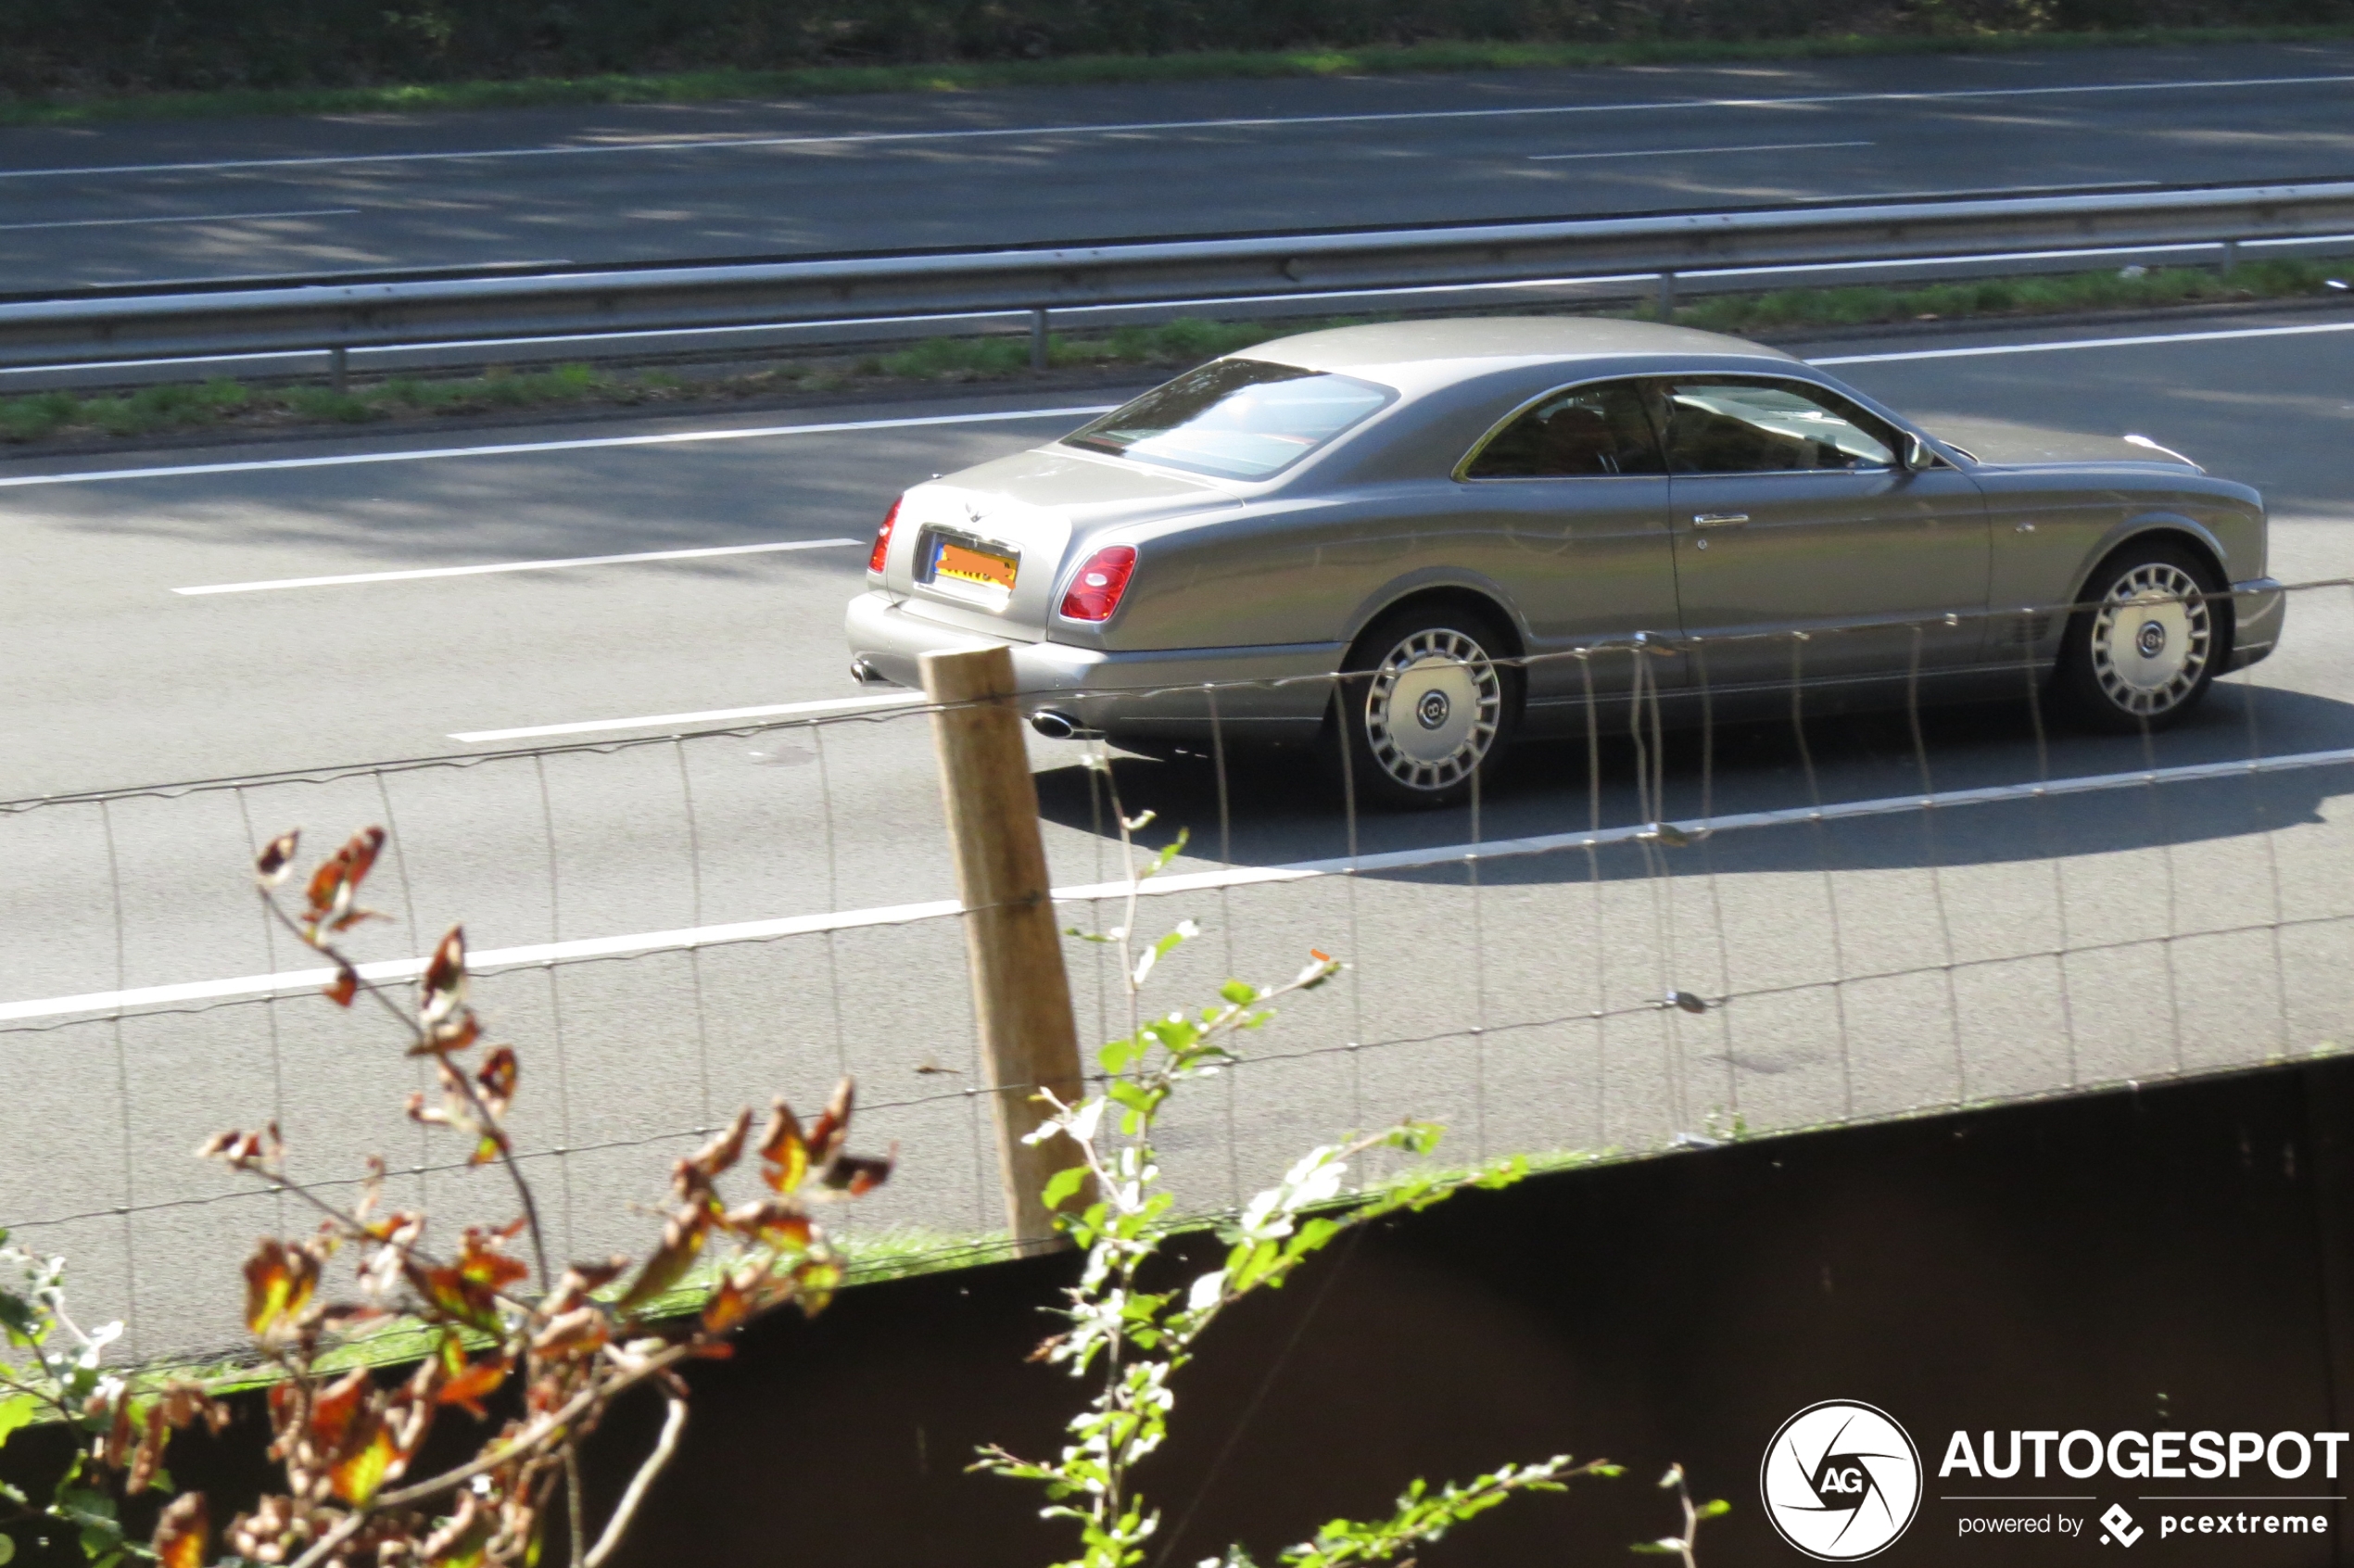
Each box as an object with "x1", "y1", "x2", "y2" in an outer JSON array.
[{"x1": 6, "y1": 576, "x2": 2350, "y2": 1360}]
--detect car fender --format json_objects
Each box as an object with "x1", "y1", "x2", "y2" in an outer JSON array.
[
  {"x1": 1342, "y1": 565, "x2": 1531, "y2": 657},
  {"x1": 2067, "y1": 510, "x2": 2233, "y2": 602}
]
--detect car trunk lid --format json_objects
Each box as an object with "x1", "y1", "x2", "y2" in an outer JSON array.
[{"x1": 889, "y1": 449, "x2": 1236, "y2": 640}]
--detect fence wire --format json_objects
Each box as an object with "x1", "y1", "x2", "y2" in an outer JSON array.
[{"x1": 4, "y1": 577, "x2": 2349, "y2": 1360}]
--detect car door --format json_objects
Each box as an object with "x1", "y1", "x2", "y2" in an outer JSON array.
[
  {"x1": 1451, "y1": 376, "x2": 1682, "y2": 729},
  {"x1": 1659, "y1": 375, "x2": 1992, "y2": 703}
]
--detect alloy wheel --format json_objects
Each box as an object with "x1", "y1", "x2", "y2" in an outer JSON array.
[
  {"x1": 2088, "y1": 561, "x2": 2211, "y2": 718},
  {"x1": 1361, "y1": 628, "x2": 1502, "y2": 792}
]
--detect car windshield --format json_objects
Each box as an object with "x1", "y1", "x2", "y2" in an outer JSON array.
[{"x1": 1063, "y1": 359, "x2": 1393, "y2": 479}]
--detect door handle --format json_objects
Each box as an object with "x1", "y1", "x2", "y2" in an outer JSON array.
[{"x1": 1691, "y1": 512, "x2": 1750, "y2": 527}]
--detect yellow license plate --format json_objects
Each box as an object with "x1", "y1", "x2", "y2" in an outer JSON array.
[{"x1": 935, "y1": 538, "x2": 1018, "y2": 591}]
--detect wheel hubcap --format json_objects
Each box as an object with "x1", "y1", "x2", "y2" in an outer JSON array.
[
  {"x1": 1363, "y1": 628, "x2": 1501, "y2": 791},
  {"x1": 2090, "y1": 562, "x2": 2210, "y2": 716}
]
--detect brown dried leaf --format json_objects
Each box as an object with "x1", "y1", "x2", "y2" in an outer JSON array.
[
  {"x1": 722, "y1": 1199, "x2": 812, "y2": 1254},
  {"x1": 307, "y1": 1368, "x2": 370, "y2": 1456},
  {"x1": 805, "y1": 1079, "x2": 854, "y2": 1168},
  {"x1": 758, "y1": 1096, "x2": 809, "y2": 1195},
  {"x1": 682, "y1": 1106, "x2": 752, "y2": 1187},
  {"x1": 701, "y1": 1268, "x2": 755, "y2": 1334},
  {"x1": 243, "y1": 1237, "x2": 319, "y2": 1338},
  {"x1": 323, "y1": 963, "x2": 360, "y2": 1008},
  {"x1": 474, "y1": 1045, "x2": 517, "y2": 1117},
  {"x1": 328, "y1": 1413, "x2": 396, "y2": 1506},
  {"x1": 255, "y1": 829, "x2": 300, "y2": 885},
  {"x1": 563, "y1": 1257, "x2": 629, "y2": 1293},
  {"x1": 304, "y1": 826, "x2": 386, "y2": 929},
  {"x1": 158, "y1": 1379, "x2": 228, "y2": 1436},
  {"x1": 617, "y1": 1203, "x2": 711, "y2": 1311},
  {"x1": 821, "y1": 1144, "x2": 897, "y2": 1197},
  {"x1": 437, "y1": 1355, "x2": 508, "y2": 1418},
  {"x1": 419, "y1": 926, "x2": 468, "y2": 1034},
  {"x1": 409, "y1": 1008, "x2": 480, "y2": 1058},
  {"x1": 126, "y1": 1400, "x2": 168, "y2": 1494},
  {"x1": 152, "y1": 1492, "x2": 209, "y2": 1568}
]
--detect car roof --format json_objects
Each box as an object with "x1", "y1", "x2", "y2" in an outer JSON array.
[{"x1": 1240, "y1": 316, "x2": 1799, "y2": 382}]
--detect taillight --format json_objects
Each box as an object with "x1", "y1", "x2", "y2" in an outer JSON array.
[
  {"x1": 867, "y1": 498, "x2": 900, "y2": 575},
  {"x1": 1058, "y1": 546, "x2": 1136, "y2": 623}
]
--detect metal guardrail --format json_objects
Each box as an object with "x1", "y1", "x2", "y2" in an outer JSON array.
[{"x1": 6, "y1": 179, "x2": 2354, "y2": 379}]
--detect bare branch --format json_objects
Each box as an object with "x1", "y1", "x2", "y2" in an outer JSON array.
[
  {"x1": 283, "y1": 1506, "x2": 370, "y2": 1568},
  {"x1": 373, "y1": 1342, "x2": 692, "y2": 1513},
  {"x1": 566, "y1": 1450, "x2": 586, "y2": 1568},
  {"x1": 259, "y1": 884, "x2": 553, "y2": 1291},
  {"x1": 581, "y1": 1397, "x2": 688, "y2": 1568}
]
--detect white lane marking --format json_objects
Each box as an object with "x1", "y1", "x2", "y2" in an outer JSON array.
[
  {"x1": 450, "y1": 691, "x2": 924, "y2": 742},
  {"x1": 10, "y1": 741, "x2": 2348, "y2": 1024},
  {"x1": 0, "y1": 404, "x2": 1119, "y2": 489},
  {"x1": 174, "y1": 537, "x2": 859, "y2": 596},
  {"x1": 11, "y1": 71, "x2": 2354, "y2": 179},
  {"x1": 1530, "y1": 138, "x2": 1872, "y2": 161},
  {"x1": 0, "y1": 207, "x2": 358, "y2": 233},
  {"x1": 1812, "y1": 318, "x2": 2354, "y2": 365}
]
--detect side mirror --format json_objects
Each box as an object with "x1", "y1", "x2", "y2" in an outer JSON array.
[{"x1": 1901, "y1": 433, "x2": 1936, "y2": 473}]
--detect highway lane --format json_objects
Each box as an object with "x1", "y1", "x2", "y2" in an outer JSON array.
[
  {"x1": 8, "y1": 310, "x2": 2354, "y2": 1358},
  {"x1": 6, "y1": 42, "x2": 2354, "y2": 289}
]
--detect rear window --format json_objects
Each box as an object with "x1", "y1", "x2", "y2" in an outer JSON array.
[{"x1": 1062, "y1": 359, "x2": 1393, "y2": 480}]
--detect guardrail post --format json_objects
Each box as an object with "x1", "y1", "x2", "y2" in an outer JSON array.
[
  {"x1": 920, "y1": 645, "x2": 1095, "y2": 1253},
  {"x1": 2222, "y1": 239, "x2": 2241, "y2": 278},
  {"x1": 329, "y1": 345, "x2": 348, "y2": 393},
  {"x1": 1029, "y1": 307, "x2": 1049, "y2": 373},
  {"x1": 1657, "y1": 270, "x2": 1677, "y2": 320}
]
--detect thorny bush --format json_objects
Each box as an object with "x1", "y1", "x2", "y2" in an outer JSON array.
[{"x1": 0, "y1": 825, "x2": 893, "y2": 1568}]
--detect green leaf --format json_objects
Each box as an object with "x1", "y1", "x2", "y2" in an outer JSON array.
[
  {"x1": 0, "y1": 1395, "x2": 36, "y2": 1453},
  {"x1": 1099, "y1": 1036, "x2": 1137, "y2": 1074},
  {"x1": 1218, "y1": 980, "x2": 1258, "y2": 1005},
  {"x1": 0, "y1": 1529, "x2": 16, "y2": 1564},
  {"x1": 1699, "y1": 1499, "x2": 1730, "y2": 1517},
  {"x1": 1041, "y1": 1166, "x2": 1090, "y2": 1211}
]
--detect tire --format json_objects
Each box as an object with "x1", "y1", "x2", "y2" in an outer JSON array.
[
  {"x1": 2053, "y1": 540, "x2": 2227, "y2": 732},
  {"x1": 1334, "y1": 602, "x2": 1520, "y2": 809}
]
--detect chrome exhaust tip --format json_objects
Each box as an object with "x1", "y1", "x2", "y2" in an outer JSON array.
[
  {"x1": 848, "y1": 657, "x2": 882, "y2": 686},
  {"x1": 1028, "y1": 709, "x2": 1082, "y2": 740}
]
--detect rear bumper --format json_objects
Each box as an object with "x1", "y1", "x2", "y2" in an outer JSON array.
[
  {"x1": 2226, "y1": 576, "x2": 2286, "y2": 671},
  {"x1": 844, "y1": 591, "x2": 1340, "y2": 740}
]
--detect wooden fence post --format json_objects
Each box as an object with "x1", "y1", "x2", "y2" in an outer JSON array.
[{"x1": 920, "y1": 646, "x2": 1095, "y2": 1253}]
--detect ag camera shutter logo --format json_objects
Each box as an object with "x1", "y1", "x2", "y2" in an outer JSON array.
[{"x1": 1761, "y1": 1400, "x2": 1923, "y2": 1560}]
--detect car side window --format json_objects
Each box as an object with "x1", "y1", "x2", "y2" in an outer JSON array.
[
  {"x1": 1462, "y1": 380, "x2": 1665, "y2": 478},
  {"x1": 1664, "y1": 378, "x2": 1897, "y2": 474}
]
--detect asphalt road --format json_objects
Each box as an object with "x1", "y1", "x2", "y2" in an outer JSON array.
[
  {"x1": 7, "y1": 42, "x2": 2354, "y2": 291},
  {"x1": 6, "y1": 308, "x2": 2354, "y2": 1358}
]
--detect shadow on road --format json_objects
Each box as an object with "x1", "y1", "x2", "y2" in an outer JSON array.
[{"x1": 1033, "y1": 681, "x2": 2354, "y2": 884}]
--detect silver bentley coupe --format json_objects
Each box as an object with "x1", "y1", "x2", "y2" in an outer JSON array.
[{"x1": 845, "y1": 318, "x2": 2283, "y2": 806}]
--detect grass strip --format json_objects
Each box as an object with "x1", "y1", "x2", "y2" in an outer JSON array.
[
  {"x1": 9, "y1": 24, "x2": 2354, "y2": 128},
  {"x1": 5, "y1": 259, "x2": 2348, "y2": 449}
]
